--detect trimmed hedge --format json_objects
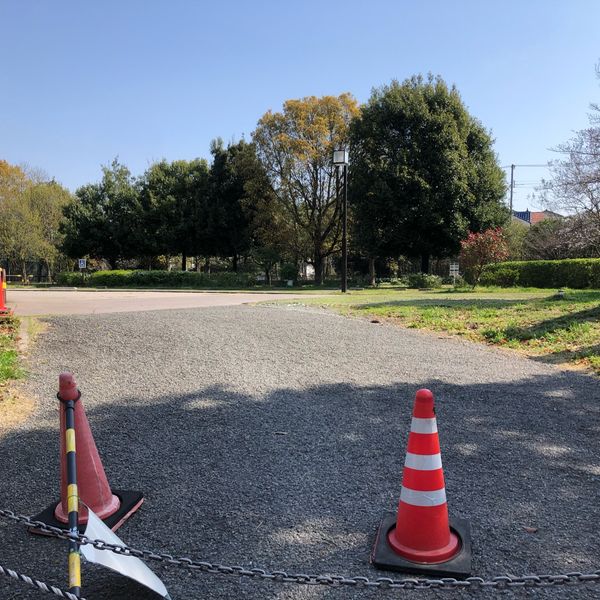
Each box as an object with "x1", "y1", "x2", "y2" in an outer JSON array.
[
  {"x1": 56, "y1": 270, "x2": 258, "y2": 289},
  {"x1": 480, "y1": 259, "x2": 600, "y2": 289}
]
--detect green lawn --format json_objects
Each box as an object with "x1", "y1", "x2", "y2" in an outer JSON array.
[
  {"x1": 279, "y1": 287, "x2": 600, "y2": 375},
  {"x1": 0, "y1": 316, "x2": 23, "y2": 383}
]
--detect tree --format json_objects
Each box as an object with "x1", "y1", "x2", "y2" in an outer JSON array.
[
  {"x1": 0, "y1": 161, "x2": 72, "y2": 279},
  {"x1": 27, "y1": 180, "x2": 73, "y2": 279},
  {"x1": 460, "y1": 228, "x2": 509, "y2": 285},
  {"x1": 541, "y1": 67, "x2": 600, "y2": 249},
  {"x1": 208, "y1": 139, "x2": 256, "y2": 271},
  {"x1": 140, "y1": 158, "x2": 210, "y2": 269},
  {"x1": 349, "y1": 75, "x2": 508, "y2": 274},
  {"x1": 504, "y1": 219, "x2": 529, "y2": 260},
  {"x1": 522, "y1": 215, "x2": 599, "y2": 260},
  {"x1": 253, "y1": 94, "x2": 360, "y2": 284},
  {"x1": 62, "y1": 159, "x2": 143, "y2": 268}
]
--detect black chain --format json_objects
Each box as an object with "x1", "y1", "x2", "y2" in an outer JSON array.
[{"x1": 2, "y1": 508, "x2": 600, "y2": 591}]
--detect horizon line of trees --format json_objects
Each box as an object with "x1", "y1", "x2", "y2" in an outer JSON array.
[{"x1": 2, "y1": 71, "x2": 599, "y2": 284}]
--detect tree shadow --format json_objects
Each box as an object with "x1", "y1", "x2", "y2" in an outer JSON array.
[
  {"x1": 1, "y1": 374, "x2": 599, "y2": 599},
  {"x1": 353, "y1": 297, "x2": 534, "y2": 311},
  {"x1": 504, "y1": 305, "x2": 600, "y2": 341}
]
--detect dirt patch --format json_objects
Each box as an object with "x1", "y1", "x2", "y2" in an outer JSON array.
[
  {"x1": 0, "y1": 386, "x2": 35, "y2": 435},
  {"x1": 0, "y1": 317, "x2": 44, "y2": 435}
]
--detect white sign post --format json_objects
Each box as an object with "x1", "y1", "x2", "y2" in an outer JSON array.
[{"x1": 449, "y1": 262, "x2": 459, "y2": 285}]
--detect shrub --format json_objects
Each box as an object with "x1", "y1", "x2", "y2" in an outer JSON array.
[
  {"x1": 406, "y1": 273, "x2": 443, "y2": 289},
  {"x1": 55, "y1": 272, "x2": 87, "y2": 286},
  {"x1": 460, "y1": 228, "x2": 509, "y2": 285},
  {"x1": 479, "y1": 264, "x2": 520, "y2": 287},
  {"x1": 480, "y1": 258, "x2": 600, "y2": 288},
  {"x1": 55, "y1": 270, "x2": 257, "y2": 289}
]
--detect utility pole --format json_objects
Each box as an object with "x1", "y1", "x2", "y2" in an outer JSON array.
[{"x1": 509, "y1": 164, "x2": 515, "y2": 213}]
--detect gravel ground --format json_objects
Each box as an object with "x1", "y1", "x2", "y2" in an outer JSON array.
[{"x1": 0, "y1": 305, "x2": 599, "y2": 600}]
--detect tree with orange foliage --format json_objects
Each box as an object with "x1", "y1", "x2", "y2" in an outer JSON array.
[{"x1": 253, "y1": 94, "x2": 359, "y2": 284}]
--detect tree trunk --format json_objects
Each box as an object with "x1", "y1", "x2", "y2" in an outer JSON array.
[
  {"x1": 45, "y1": 259, "x2": 53, "y2": 283},
  {"x1": 194, "y1": 256, "x2": 200, "y2": 272},
  {"x1": 369, "y1": 257, "x2": 376, "y2": 287},
  {"x1": 265, "y1": 267, "x2": 271, "y2": 286},
  {"x1": 314, "y1": 254, "x2": 324, "y2": 285},
  {"x1": 421, "y1": 253, "x2": 430, "y2": 274},
  {"x1": 232, "y1": 254, "x2": 238, "y2": 272},
  {"x1": 204, "y1": 257, "x2": 211, "y2": 274},
  {"x1": 21, "y1": 260, "x2": 27, "y2": 282},
  {"x1": 181, "y1": 253, "x2": 187, "y2": 271}
]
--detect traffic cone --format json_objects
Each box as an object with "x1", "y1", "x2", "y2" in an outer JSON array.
[
  {"x1": 371, "y1": 389, "x2": 471, "y2": 577},
  {"x1": 31, "y1": 373, "x2": 144, "y2": 533},
  {"x1": 0, "y1": 268, "x2": 12, "y2": 315}
]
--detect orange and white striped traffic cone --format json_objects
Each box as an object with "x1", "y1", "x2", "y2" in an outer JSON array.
[{"x1": 371, "y1": 389, "x2": 471, "y2": 577}]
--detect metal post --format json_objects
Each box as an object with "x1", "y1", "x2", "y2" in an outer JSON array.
[
  {"x1": 509, "y1": 164, "x2": 515, "y2": 213},
  {"x1": 341, "y1": 165, "x2": 348, "y2": 293},
  {"x1": 59, "y1": 391, "x2": 82, "y2": 597}
]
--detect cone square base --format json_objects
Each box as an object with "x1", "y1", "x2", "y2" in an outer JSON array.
[
  {"x1": 371, "y1": 512, "x2": 472, "y2": 578},
  {"x1": 29, "y1": 490, "x2": 144, "y2": 535}
]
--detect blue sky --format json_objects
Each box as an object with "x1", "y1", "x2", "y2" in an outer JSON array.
[{"x1": 1, "y1": 0, "x2": 598, "y2": 211}]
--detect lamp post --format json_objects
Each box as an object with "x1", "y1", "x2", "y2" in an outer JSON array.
[{"x1": 333, "y1": 149, "x2": 349, "y2": 293}]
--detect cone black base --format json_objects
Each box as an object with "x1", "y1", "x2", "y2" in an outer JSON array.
[
  {"x1": 371, "y1": 512, "x2": 472, "y2": 578},
  {"x1": 29, "y1": 490, "x2": 144, "y2": 535}
]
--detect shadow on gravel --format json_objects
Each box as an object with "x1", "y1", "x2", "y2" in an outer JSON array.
[{"x1": 1, "y1": 373, "x2": 599, "y2": 599}]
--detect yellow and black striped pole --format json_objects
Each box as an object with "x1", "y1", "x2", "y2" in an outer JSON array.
[{"x1": 59, "y1": 390, "x2": 82, "y2": 597}]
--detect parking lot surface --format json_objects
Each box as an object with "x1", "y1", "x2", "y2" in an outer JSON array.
[{"x1": 1, "y1": 305, "x2": 598, "y2": 599}]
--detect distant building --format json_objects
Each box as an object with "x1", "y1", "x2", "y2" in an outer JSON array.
[{"x1": 512, "y1": 209, "x2": 563, "y2": 225}]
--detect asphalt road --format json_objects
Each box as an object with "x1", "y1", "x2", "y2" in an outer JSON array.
[
  {"x1": 0, "y1": 305, "x2": 599, "y2": 599},
  {"x1": 6, "y1": 289, "x2": 315, "y2": 316}
]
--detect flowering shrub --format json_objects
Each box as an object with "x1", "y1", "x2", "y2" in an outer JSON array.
[{"x1": 460, "y1": 229, "x2": 509, "y2": 285}]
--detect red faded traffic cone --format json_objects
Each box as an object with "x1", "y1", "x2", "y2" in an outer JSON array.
[
  {"x1": 32, "y1": 373, "x2": 144, "y2": 533},
  {"x1": 0, "y1": 268, "x2": 12, "y2": 315},
  {"x1": 371, "y1": 389, "x2": 471, "y2": 577}
]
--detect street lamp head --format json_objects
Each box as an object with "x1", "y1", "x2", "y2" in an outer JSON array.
[{"x1": 333, "y1": 149, "x2": 349, "y2": 166}]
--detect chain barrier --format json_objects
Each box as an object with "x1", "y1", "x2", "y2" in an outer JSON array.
[
  {"x1": 0, "y1": 563, "x2": 85, "y2": 600},
  {"x1": 2, "y1": 508, "x2": 600, "y2": 592}
]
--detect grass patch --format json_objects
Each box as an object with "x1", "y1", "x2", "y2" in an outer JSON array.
[
  {"x1": 0, "y1": 315, "x2": 23, "y2": 382},
  {"x1": 280, "y1": 286, "x2": 600, "y2": 375}
]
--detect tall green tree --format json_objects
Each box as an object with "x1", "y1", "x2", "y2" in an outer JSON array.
[
  {"x1": 349, "y1": 76, "x2": 508, "y2": 273},
  {"x1": 140, "y1": 158, "x2": 210, "y2": 269},
  {"x1": 253, "y1": 94, "x2": 360, "y2": 284},
  {"x1": 208, "y1": 138, "x2": 288, "y2": 281},
  {"x1": 208, "y1": 139, "x2": 256, "y2": 271},
  {"x1": 62, "y1": 159, "x2": 142, "y2": 268},
  {"x1": 27, "y1": 180, "x2": 73, "y2": 279}
]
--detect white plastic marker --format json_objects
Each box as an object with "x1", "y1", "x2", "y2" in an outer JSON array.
[{"x1": 81, "y1": 508, "x2": 171, "y2": 599}]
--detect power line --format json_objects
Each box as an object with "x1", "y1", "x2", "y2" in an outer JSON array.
[
  {"x1": 503, "y1": 163, "x2": 551, "y2": 211},
  {"x1": 501, "y1": 164, "x2": 549, "y2": 168}
]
